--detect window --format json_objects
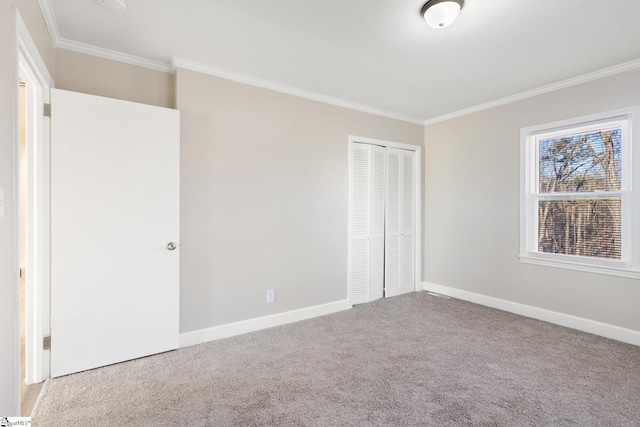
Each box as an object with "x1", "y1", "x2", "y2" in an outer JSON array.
[{"x1": 520, "y1": 108, "x2": 640, "y2": 278}]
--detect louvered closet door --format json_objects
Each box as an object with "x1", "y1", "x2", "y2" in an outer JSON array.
[
  {"x1": 350, "y1": 144, "x2": 372, "y2": 304},
  {"x1": 350, "y1": 144, "x2": 386, "y2": 304},
  {"x1": 350, "y1": 142, "x2": 415, "y2": 304},
  {"x1": 369, "y1": 145, "x2": 386, "y2": 302},
  {"x1": 385, "y1": 149, "x2": 402, "y2": 297},
  {"x1": 399, "y1": 149, "x2": 416, "y2": 295},
  {"x1": 385, "y1": 148, "x2": 415, "y2": 298}
]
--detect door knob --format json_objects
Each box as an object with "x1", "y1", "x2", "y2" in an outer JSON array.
[{"x1": 167, "y1": 242, "x2": 177, "y2": 251}]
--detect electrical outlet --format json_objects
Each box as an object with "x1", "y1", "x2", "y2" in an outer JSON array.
[{"x1": 266, "y1": 289, "x2": 275, "y2": 303}]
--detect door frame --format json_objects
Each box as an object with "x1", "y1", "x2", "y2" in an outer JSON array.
[
  {"x1": 15, "y1": 9, "x2": 54, "y2": 387},
  {"x1": 347, "y1": 135, "x2": 422, "y2": 303}
]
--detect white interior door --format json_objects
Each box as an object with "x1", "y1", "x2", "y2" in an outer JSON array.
[{"x1": 50, "y1": 89, "x2": 180, "y2": 377}]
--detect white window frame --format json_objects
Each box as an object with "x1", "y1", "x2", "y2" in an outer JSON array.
[{"x1": 520, "y1": 107, "x2": 640, "y2": 279}]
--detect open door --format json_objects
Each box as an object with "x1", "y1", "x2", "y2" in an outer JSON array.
[{"x1": 50, "y1": 89, "x2": 180, "y2": 377}]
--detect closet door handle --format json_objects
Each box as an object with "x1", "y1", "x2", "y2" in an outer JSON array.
[{"x1": 167, "y1": 242, "x2": 177, "y2": 251}]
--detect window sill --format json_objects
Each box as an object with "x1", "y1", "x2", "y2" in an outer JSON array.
[{"x1": 519, "y1": 254, "x2": 640, "y2": 279}]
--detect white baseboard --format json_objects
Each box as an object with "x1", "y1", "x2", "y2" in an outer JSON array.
[
  {"x1": 423, "y1": 282, "x2": 640, "y2": 347},
  {"x1": 179, "y1": 299, "x2": 352, "y2": 348}
]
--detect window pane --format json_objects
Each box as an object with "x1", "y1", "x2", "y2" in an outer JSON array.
[
  {"x1": 538, "y1": 199, "x2": 621, "y2": 259},
  {"x1": 539, "y1": 125, "x2": 622, "y2": 193}
]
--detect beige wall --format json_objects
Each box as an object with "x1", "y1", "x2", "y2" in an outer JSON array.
[
  {"x1": 1, "y1": 0, "x2": 54, "y2": 416},
  {"x1": 177, "y1": 68, "x2": 423, "y2": 332},
  {"x1": 424, "y1": 67, "x2": 640, "y2": 333},
  {"x1": 55, "y1": 49, "x2": 175, "y2": 108},
  {"x1": 16, "y1": 3, "x2": 640, "y2": 416},
  {"x1": 4, "y1": 29, "x2": 422, "y2": 412}
]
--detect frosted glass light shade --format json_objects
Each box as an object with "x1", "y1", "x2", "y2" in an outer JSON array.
[
  {"x1": 422, "y1": 1, "x2": 461, "y2": 29},
  {"x1": 98, "y1": 0, "x2": 127, "y2": 12}
]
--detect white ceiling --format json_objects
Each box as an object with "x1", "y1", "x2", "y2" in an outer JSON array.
[{"x1": 43, "y1": 0, "x2": 640, "y2": 123}]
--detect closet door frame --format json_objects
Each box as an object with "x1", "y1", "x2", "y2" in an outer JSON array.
[{"x1": 348, "y1": 136, "x2": 422, "y2": 304}]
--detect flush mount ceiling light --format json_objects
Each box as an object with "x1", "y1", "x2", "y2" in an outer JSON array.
[
  {"x1": 98, "y1": 0, "x2": 127, "y2": 12},
  {"x1": 421, "y1": 0, "x2": 464, "y2": 29}
]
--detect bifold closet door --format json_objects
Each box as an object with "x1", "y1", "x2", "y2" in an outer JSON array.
[
  {"x1": 349, "y1": 143, "x2": 385, "y2": 304},
  {"x1": 369, "y1": 145, "x2": 385, "y2": 301},
  {"x1": 385, "y1": 148, "x2": 415, "y2": 298}
]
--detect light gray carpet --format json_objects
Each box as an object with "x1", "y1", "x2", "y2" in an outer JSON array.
[{"x1": 32, "y1": 292, "x2": 640, "y2": 426}]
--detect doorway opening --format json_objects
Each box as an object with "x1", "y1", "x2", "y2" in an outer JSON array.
[
  {"x1": 18, "y1": 78, "x2": 43, "y2": 416},
  {"x1": 15, "y1": 10, "x2": 54, "y2": 416}
]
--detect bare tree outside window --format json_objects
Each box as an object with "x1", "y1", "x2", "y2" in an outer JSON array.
[
  {"x1": 537, "y1": 126, "x2": 622, "y2": 259},
  {"x1": 521, "y1": 110, "x2": 639, "y2": 278}
]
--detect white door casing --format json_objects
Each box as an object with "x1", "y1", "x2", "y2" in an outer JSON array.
[
  {"x1": 17, "y1": 10, "x2": 54, "y2": 385},
  {"x1": 50, "y1": 89, "x2": 180, "y2": 377}
]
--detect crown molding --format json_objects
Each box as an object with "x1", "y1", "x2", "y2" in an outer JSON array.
[
  {"x1": 171, "y1": 57, "x2": 425, "y2": 125},
  {"x1": 56, "y1": 38, "x2": 172, "y2": 72},
  {"x1": 38, "y1": 0, "x2": 60, "y2": 45},
  {"x1": 424, "y1": 58, "x2": 640, "y2": 126},
  {"x1": 36, "y1": 0, "x2": 422, "y2": 124},
  {"x1": 41, "y1": 0, "x2": 640, "y2": 127},
  {"x1": 38, "y1": 0, "x2": 172, "y2": 73}
]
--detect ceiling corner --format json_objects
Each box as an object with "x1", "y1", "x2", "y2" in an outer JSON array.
[{"x1": 38, "y1": 0, "x2": 61, "y2": 45}]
